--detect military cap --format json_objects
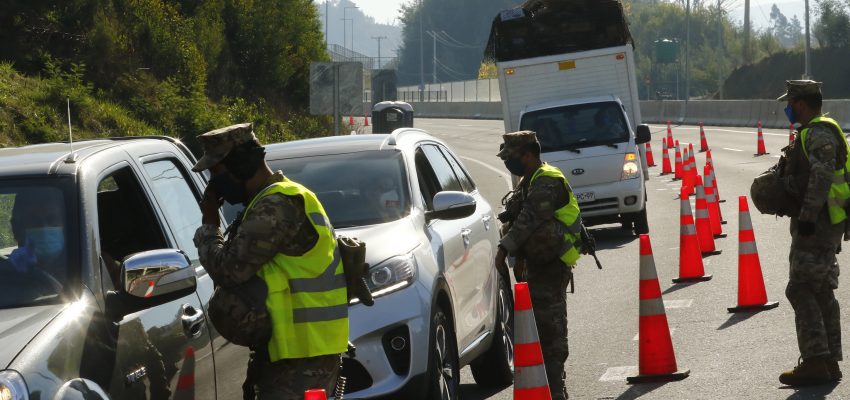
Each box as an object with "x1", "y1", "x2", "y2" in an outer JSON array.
[
  {"x1": 498, "y1": 130, "x2": 540, "y2": 159},
  {"x1": 777, "y1": 80, "x2": 822, "y2": 102},
  {"x1": 192, "y1": 123, "x2": 259, "y2": 172}
]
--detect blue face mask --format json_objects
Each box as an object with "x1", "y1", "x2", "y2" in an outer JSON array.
[
  {"x1": 26, "y1": 227, "x2": 64, "y2": 260},
  {"x1": 784, "y1": 105, "x2": 797, "y2": 124},
  {"x1": 504, "y1": 158, "x2": 526, "y2": 176}
]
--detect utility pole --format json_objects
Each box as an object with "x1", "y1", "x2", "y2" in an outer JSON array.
[
  {"x1": 325, "y1": 1, "x2": 329, "y2": 46},
  {"x1": 685, "y1": 0, "x2": 690, "y2": 103},
  {"x1": 426, "y1": 31, "x2": 437, "y2": 84},
  {"x1": 804, "y1": 0, "x2": 812, "y2": 79},
  {"x1": 743, "y1": 0, "x2": 751, "y2": 64},
  {"x1": 419, "y1": 0, "x2": 425, "y2": 99},
  {"x1": 372, "y1": 36, "x2": 387, "y2": 68},
  {"x1": 717, "y1": 0, "x2": 724, "y2": 99},
  {"x1": 343, "y1": 6, "x2": 358, "y2": 49}
]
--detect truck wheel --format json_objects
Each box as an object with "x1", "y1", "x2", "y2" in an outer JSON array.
[
  {"x1": 633, "y1": 207, "x2": 650, "y2": 234},
  {"x1": 470, "y1": 273, "x2": 514, "y2": 388}
]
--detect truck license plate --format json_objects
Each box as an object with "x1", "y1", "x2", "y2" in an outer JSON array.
[{"x1": 575, "y1": 192, "x2": 595, "y2": 204}]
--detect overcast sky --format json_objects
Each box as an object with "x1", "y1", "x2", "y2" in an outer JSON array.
[{"x1": 350, "y1": 0, "x2": 809, "y2": 29}]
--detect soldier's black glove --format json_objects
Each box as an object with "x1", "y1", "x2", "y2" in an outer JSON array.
[{"x1": 798, "y1": 221, "x2": 816, "y2": 236}]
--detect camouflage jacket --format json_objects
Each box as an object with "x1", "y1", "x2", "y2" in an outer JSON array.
[
  {"x1": 499, "y1": 172, "x2": 570, "y2": 264},
  {"x1": 798, "y1": 122, "x2": 842, "y2": 223},
  {"x1": 193, "y1": 172, "x2": 319, "y2": 287}
]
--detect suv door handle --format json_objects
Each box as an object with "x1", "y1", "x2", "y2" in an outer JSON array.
[
  {"x1": 181, "y1": 304, "x2": 206, "y2": 339},
  {"x1": 481, "y1": 215, "x2": 492, "y2": 231},
  {"x1": 461, "y1": 228, "x2": 472, "y2": 248}
]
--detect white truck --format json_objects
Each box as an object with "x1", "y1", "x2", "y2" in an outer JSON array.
[{"x1": 490, "y1": 2, "x2": 652, "y2": 234}]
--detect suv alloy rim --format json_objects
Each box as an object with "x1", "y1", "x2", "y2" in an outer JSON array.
[
  {"x1": 435, "y1": 323, "x2": 457, "y2": 399},
  {"x1": 499, "y1": 286, "x2": 515, "y2": 369}
]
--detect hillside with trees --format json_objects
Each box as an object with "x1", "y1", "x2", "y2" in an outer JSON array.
[{"x1": 0, "y1": 0, "x2": 330, "y2": 148}]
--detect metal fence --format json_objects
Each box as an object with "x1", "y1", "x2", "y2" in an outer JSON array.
[{"x1": 398, "y1": 79, "x2": 501, "y2": 103}]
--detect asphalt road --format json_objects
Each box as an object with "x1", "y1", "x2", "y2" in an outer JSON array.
[{"x1": 413, "y1": 118, "x2": 849, "y2": 399}]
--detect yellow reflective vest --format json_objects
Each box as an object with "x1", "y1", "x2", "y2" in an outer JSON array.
[
  {"x1": 800, "y1": 116, "x2": 850, "y2": 225},
  {"x1": 530, "y1": 164, "x2": 583, "y2": 266},
  {"x1": 243, "y1": 178, "x2": 349, "y2": 361}
]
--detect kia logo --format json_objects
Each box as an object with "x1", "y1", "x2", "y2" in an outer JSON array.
[{"x1": 572, "y1": 168, "x2": 585, "y2": 176}]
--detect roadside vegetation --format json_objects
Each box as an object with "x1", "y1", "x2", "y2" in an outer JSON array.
[{"x1": 0, "y1": 0, "x2": 332, "y2": 149}]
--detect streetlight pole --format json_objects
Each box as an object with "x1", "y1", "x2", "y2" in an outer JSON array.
[
  {"x1": 426, "y1": 31, "x2": 437, "y2": 84},
  {"x1": 325, "y1": 0, "x2": 329, "y2": 46},
  {"x1": 419, "y1": 0, "x2": 425, "y2": 99},
  {"x1": 685, "y1": 0, "x2": 690, "y2": 104},
  {"x1": 372, "y1": 36, "x2": 387, "y2": 68},
  {"x1": 343, "y1": 6, "x2": 359, "y2": 49},
  {"x1": 804, "y1": 0, "x2": 811, "y2": 79},
  {"x1": 744, "y1": 0, "x2": 751, "y2": 64}
]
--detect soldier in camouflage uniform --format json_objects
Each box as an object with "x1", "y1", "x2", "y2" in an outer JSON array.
[
  {"x1": 777, "y1": 81, "x2": 847, "y2": 386},
  {"x1": 495, "y1": 131, "x2": 578, "y2": 400},
  {"x1": 192, "y1": 124, "x2": 342, "y2": 399}
]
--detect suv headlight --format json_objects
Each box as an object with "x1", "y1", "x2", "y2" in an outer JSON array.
[
  {"x1": 621, "y1": 152, "x2": 640, "y2": 180},
  {"x1": 0, "y1": 370, "x2": 28, "y2": 400},
  {"x1": 366, "y1": 254, "x2": 417, "y2": 299}
]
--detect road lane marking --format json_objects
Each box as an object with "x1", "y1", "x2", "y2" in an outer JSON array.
[
  {"x1": 634, "y1": 327, "x2": 676, "y2": 341},
  {"x1": 722, "y1": 147, "x2": 744, "y2": 152},
  {"x1": 460, "y1": 156, "x2": 513, "y2": 190},
  {"x1": 649, "y1": 125, "x2": 789, "y2": 137},
  {"x1": 600, "y1": 366, "x2": 638, "y2": 382},
  {"x1": 664, "y1": 299, "x2": 694, "y2": 309}
]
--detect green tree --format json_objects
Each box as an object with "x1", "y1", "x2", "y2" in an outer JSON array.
[{"x1": 814, "y1": 0, "x2": 850, "y2": 48}]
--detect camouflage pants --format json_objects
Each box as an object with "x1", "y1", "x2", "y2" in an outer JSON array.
[
  {"x1": 527, "y1": 259, "x2": 571, "y2": 400},
  {"x1": 787, "y1": 218, "x2": 843, "y2": 361},
  {"x1": 251, "y1": 353, "x2": 341, "y2": 400}
]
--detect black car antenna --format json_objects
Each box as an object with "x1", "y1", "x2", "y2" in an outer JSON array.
[{"x1": 64, "y1": 98, "x2": 78, "y2": 163}]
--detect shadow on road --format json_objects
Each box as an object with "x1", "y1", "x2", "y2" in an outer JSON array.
[
  {"x1": 716, "y1": 310, "x2": 760, "y2": 330},
  {"x1": 614, "y1": 381, "x2": 667, "y2": 400},
  {"x1": 589, "y1": 226, "x2": 639, "y2": 251},
  {"x1": 780, "y1": 381, "x2": 838, "y2": 399},
  {"x1": 459, "y1": 382, "x2": 511, "y2": 400},
  {"x1": 662, "y1": 282, "x2": 696, "y2": 295}
]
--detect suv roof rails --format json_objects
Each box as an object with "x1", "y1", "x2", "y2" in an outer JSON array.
[
  {"x1": 385, "y1": 128, "x2": 428, "y2": 147},
  {"x1": 103, "y1": 135, "x2": 200, "y2": 167}
]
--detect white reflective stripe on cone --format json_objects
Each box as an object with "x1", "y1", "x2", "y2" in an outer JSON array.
[
  {"x1": 515, "y1": 364, "x2": 550, "y2": 389},
  {"x1": 639, "y1": 298, "x2": 666, "y2": 317},
  {"x1": 739, "y1": 241, "x2": 758, "y2": 255},
  {"x1": 640, "y1": 256, "x2": 658, "y2": 280},
  {"x1": 514, "y1": 309, "x2": 541, "y2": 346},
  {"x1": 739, "y1": 212, "x2": 753, "y2": 230}
]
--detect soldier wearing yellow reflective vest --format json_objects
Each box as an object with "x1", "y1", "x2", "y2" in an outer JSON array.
[
  {"x1": 495, "y1": 131, "x2": 581, "y2": 400},
  {"x1": 192, "y1": 123, "x2": 347, "y2": 399},
  {"x1": 775, "y1": 81, "x2": 848, "y2": 386}
]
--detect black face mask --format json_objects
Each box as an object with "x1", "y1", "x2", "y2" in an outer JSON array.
[{"x1": 210, "y1": 173, "x2": 248, "y2": 205}]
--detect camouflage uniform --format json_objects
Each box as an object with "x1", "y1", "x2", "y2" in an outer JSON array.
[
  {"x1": 779, "y1": 82, "x2": 844, "y2": 364},
  {"x1": 499, "y1": 131, "x2": 572, "y2": 400},
  {"x1": 192, "y1": 124, "x2": 340, "y2": 400}
]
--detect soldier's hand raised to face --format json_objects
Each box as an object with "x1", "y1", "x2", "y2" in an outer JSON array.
[{"x1": 201, "y1": 185, "x2": 222, "y2": 226}]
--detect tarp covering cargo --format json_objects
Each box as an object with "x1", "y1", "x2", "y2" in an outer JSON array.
[{"x1": 484, "y1": 0, "x2": 633, "y2": 62}]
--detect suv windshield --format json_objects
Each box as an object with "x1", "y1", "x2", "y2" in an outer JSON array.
[
  {"x1": 520, "y1": 101, "x2": 630, "y2": 152},
  {"x1": 267, "y1": 150, "x2": 410, "y2": 228},
  {"x1": 0, "y1": 180, "x2": 75, "y2": 308}
]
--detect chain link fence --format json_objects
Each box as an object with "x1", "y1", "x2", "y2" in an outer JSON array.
[{"x1": 398, "y1": 79, "x2": 501, "y2": 103}]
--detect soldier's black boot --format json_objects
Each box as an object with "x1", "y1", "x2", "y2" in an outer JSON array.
[
  {"x1": 779, "y1": 356, "x2": 833, "y2": 386},
  {"x1": 829, "y1": 360, "x2": 842, "y2": 381}
]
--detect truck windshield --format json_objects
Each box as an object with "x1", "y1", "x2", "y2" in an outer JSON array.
[
  {"x1": 266, "y1": 151, "x2": 411, "y2": 228},
  {"x1": 520, "y1": 101, "x2": 630, "y2": 152},
  {"x1": 0, "y1": 180, "x2": 76, "y2": 308}
]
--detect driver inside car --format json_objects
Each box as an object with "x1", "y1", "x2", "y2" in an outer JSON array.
[
  {"x1": 8, "y1": 188, "x2": 67, "y2": 283},
  {"x1": 364, "y1": 175, "x2": 402, "y2": 222}
]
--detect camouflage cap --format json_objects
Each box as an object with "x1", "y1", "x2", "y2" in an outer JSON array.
[
  {"x1": 192, "y1": 123, "x2": 259, "y2": 172},
  {"x1": 497, "y1": 130, "x2": 539, "y2": 159},
  {"x1": 777, "y1": 80, "x2": 822, "y2": 102}
]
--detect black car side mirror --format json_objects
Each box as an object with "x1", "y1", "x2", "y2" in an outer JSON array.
[{"x1": 635, "y1": 124, "x2": 652, "y2": 145}]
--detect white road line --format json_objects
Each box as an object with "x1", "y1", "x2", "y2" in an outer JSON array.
[
  {"x1": 634, "y1": 327, "x2": 676, "y2": 341},
  {"x1": 649, "y1": 125, "x2": 789, "y2": 137},
  {"x1": 664, "y1": 299, "x2": 694, "y2": 309},
  {"x1": 600, "y1": 366, "x2": 638, "y2": 382},
  {"x1": 460, "y1": 156, "x2": 513, "y2": 190},
  {"x1": 722, "y1": 147, "x2": 744, "y2": 152}
]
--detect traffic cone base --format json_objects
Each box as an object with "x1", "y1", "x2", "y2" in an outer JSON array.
[
  {"x1": 728, "y1": 301, "x2": 779, "y2": 313},
  {"x1": 627, "y1": 368, "x2": 690, "y2": 384},
  {"x1": 715, "y1": 233, "x2": 728, "y2": 239},
  {"x1": 672, "y1": 274, "x2": 713, "y2": 283}
]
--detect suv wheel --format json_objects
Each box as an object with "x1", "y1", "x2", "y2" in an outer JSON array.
[
  {"x1": 470, "y1": 274, "x2": 514, "y2": 387},
  {"x1": 428, "y1": 306, "x2": 459, "y2": 399},
  {"x1": 633, "y1": 207, "x2": 650, "y2": 234}
]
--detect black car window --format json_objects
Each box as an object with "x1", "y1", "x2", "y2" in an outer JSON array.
[
  {"x1": 414, "y1": 148, "x2": 440, "y2": 210},
  {"x1": 143, "y1": 159, "x2": 202, "y2": 265},
  {"x1": 421, "y1": 145, "x2": 463, "y2": 192},
  {"x1": 438, "y1": 146, "x2": 476, "y2": 193},
  {"x1": 96, "y1": 167, "x2": 168, "y2": 288}
]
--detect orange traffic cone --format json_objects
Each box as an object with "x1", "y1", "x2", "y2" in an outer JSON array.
[
  {"x1": 789, "y1": 124, "x2": 796, "y2": 145},
  {"x1": 754, "y1": 121, "x2": 769, "y2": 156},
  {"x1": 687, "y1": 143, "x2": 698, "y2": 182},
  {"x1": 364, "y1": 112, "x2": 370, "y2": 127},
  {"x1": 349, "y1": 115, "x2": 355, "y2": 126},
  {"x1": 699, "y1": 122, "x2": 709, "y2": 152},
  {"x1": 646, "y1": 142, "x2": 656, "y2": 167},
  {"x1": 682, "y1": 148, "x2": 694, "y2": 197},
  {"x1": 304, "y1": 389, "x2": 327, "y2": 400},
  {"x1": 666, "y1": 120, "x2": 674, "y2": 148},
  {"x1": 673, "y1": 187, "x2": 712, "y2": 283},
  {"x1": 174, "y1": 347, "x2": 195, "y2": 400},
  {"x1": 661, "y1": 140, "x2": 673, "y2": 176},
  {"x1": 695, "y1": 177, "x2": 721, "y2": 256},
  {"x1": 706, "y1": 148, "x2": 714, "y2": 169},
  {"x1": 728, "y1": 196, "x2": 780, "y2": 312},
  {"x1": 704, "y1": 165, "x2": 726, "y2": 238},
  {"x1": 673, "y1": 141, "x2": 683, "y2": 181},
  {"x1": 627, "y1": 234, "x2": 690, "y2": 383},
  {"x1": 514, "y1": 282, "x2": 552, "y2": 400}
]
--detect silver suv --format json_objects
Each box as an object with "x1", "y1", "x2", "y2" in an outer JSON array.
[{"x1": 260, "y1": 129, "x2": 514, "y2": 398}]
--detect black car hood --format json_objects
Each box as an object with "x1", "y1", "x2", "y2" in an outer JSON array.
[{"x1": 0, "y1": 304, "x2": 64, "y2": 368}]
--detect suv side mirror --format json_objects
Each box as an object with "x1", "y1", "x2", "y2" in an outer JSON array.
[
  {"x1": 426, "y1": 191, "x2": 477, "y2": 221},
  {"x1": 122, "y1": 249, "x2": 196, "y2": 299},
  {"x1": 635, "y1": 124, "x2": 652, "y2": 144}
]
